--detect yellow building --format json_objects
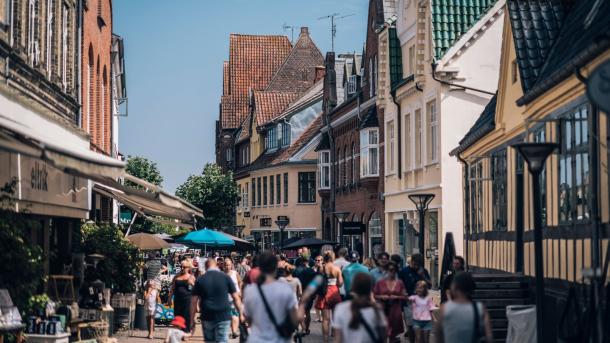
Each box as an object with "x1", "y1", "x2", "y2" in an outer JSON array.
[
  {"x1": 451, "y1": 1, "x2": 610, "y2": 340},
  {"x1": 378, "y1": 0, "x2": 504, "y2": 284}
]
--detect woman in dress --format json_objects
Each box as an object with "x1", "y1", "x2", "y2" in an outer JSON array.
[
  {"x1": 315, "y1": 251, "x2": 344, "y2": 343},
  {"x1": 374, "y1": 261, "x2": 407, "y2": 342},
  {"x1": 222, "y1": 257, "x2": 243, "y2": 339},
  {"x1": 168, "y1": 260, "x2": 195, "y2": 333}
]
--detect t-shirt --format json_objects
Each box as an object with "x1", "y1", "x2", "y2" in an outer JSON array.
[
  {"x1": 243, "y1": 281, "x2": 298, "y2": 343},
  {"x1": 408, "y1": 295, "x2": 435, "y2": 321},
  {"x1": 342, "y1": 263, "x2": 369, "y2": 295},
  {"x1": 399, "y1": 266, "x2": 431, "y2": 295},
  {"x1": 279, "y1": 277, "x2": 301, "y2": 297},
  {"x1": 370, "y1": 267, "x2": 386, "y2": 283},
  {"x1": 294, "y1": 266, "x2": 316, "y2": 289},
  {"x1": 192, "y1": 269, "x2": 237, "y2": 321},
  {"x1": 166, "y1": 328, "x2": 187, "y2": 343},
  {"x1": 146, "y1": 259, "x2": 162, "y2": 280},
  {"x1": 332, "y1": 301, "x2": 387, "y2": 343}
]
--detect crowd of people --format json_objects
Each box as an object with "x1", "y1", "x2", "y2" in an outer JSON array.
[{"x1": 144, "y1": 247, "x2": 493, "y2": 343}]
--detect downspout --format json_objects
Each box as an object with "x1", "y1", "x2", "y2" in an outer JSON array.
[
  {"x1": 456, "y1": 152, "x2": 470, "y2": 271},
  {"x1": 390, "y1": 88, "x2": 402, "y2": 178},
  {"x1": 77, "y1": 0, "x2": 83, "y2": 128},
  {"x1": 431, "y1": 63, "x2": 495, "y2": 96}
]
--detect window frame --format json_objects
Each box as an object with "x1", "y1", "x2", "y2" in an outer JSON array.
[
  {"x1": 276, "y1": 174, "x2": 281, "y2": 205},
  {"x1": 251, "y1": 178, "x2": 256, "y2": 207},
  {"x1": 263, "y1": 176, "x2": 268, "y2": 206},
  {"x1": 387, "y1": 120, "x2": 395, "y2": 173},
  {"x1": 415, "y1": 108, "x2": 422, "y2": 167},
  {"x1": 283, "y1": 173, "x2": 288, "y2": 204},
  {"x1": 427, "y1": 100, "x2": 438, "y2": 164},
  {"x1": 491, "y1": 148, "x2": 508, "y2": 231},
  {"x1": 318, "y1": 150, "x2": 331, "y2": 189},
  {"x1": 360, "y1": 128, "x2": 379, "y2": 177},
  {"x1": 269, "y1": 175, "x2": 274, "y2": 205},
  {"x1": 298, "y1": 172, "x2": 316, "y2": 204}
]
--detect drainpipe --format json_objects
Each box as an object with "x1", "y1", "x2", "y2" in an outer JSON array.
[
  {"x1": 456, "y1": 152, "x2": 470, "y2": 271},
  {"x1": 76, "y1": 0, "x2": 83, "y2": 128},
  {"x1": 431, "y1": 63, "x2": 495, "y2": 96},
  {"x1": 390, "y1": 88, "x2": 402, "y2": 178}
]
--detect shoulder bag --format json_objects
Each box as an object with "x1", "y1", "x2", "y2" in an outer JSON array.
[{"x1": 256, "y1": 283, "x2": 297, "y2": 338}]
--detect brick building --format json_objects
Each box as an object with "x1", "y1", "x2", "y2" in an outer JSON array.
[{"x1": 318, "y1": 0, "x2": 396, "y2": 257}]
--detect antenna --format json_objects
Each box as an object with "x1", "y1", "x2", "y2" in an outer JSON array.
[
  {"x1": 317, "y1": 13, "x2": 354, "y2": 52},
  {"x1": 282, "y1": 23, "x2": 296, "y2": 43}
]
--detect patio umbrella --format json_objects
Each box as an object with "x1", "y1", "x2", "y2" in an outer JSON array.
[
  {"x1": 127, "y1": 233, "x2": 171, "y2": 250},
  {"x1": 283, "y1": 237, "x2": 337, "y2": 250},
  {"x1": 155, "y1": 233, "x2": 175, "y2": 243},
  {"x1": 176, "y1": 228, "x2": 234, "y2": 253}
]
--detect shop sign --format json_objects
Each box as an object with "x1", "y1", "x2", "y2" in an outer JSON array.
[
  {"x1": 342, "y1": 221, "x2": 365, "y2": 235},
  {"x1": 244, "y1": 211, "x2": 250, "y2": 217},
  {"x1": 120, "y1": 210, "x2": 132, "y2": 224},
  {"x1": 587, "y1": 59, "x2": 610, "y2": 114}
]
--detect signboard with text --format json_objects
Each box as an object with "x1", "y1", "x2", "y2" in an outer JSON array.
[{"x1": 342, "y1": 221, "x2": 365, "y2": 235}]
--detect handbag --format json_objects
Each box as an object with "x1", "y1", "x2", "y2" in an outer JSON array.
[{"x1": 256, "y1": 283, "x2": 297, "y2": 338}]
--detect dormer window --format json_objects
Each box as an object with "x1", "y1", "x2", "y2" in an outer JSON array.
[
  {"x1": 279, "y1": 122, "x2": 291, "y2": 147},
  {"x1": 347, "y1": 75, "x2": 358, "y2": 95},
  {"x1": 266, "y1": 126, "x2": 278, "y2": 151}
]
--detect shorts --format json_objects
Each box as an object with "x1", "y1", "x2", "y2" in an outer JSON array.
[
  {"x1": 315, "y1": 285, "x2": 341, "y2": 310},
  {"x1": 203, "y1": 320, "x2": 231, "y2": 343},
  {"x1": 403, "y1": 304, "x2": 413, "y2": 326},
  {"x1": 412, "y1": 319, "x2": 432, "y2": 331}
]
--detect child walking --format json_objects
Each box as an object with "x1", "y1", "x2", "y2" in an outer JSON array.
[
  {"x1": 408, "y1": 280, "x2": 436, "y2": 343},
  {"x1": 164, "y1": 316, "x2": 191, "y2": 343},
  {"x1": 144, "y1": 280, "x2": 160, "y2": 339}
]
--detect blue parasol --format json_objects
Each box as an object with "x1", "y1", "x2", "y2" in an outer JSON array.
[{"x1": 176, "y1": 228, "x2": 234, "y2": 253}]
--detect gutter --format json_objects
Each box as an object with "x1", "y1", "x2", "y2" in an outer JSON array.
[
  {"x1": 389, "y1": 74, "x2": 416, "y2": 178},
  {"x1": 431, "y1": 63, "x2": 495, "y2": 96}
]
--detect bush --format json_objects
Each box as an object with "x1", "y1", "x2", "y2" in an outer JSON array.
[{"x1": 80, "y1": 222, "x2": 142, "y2": 293}]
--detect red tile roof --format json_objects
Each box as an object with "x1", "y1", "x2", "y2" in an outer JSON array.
[
  {"x1": 222, "y1": 61, "x2": 229, "y2": 96},
  {"x1": 271, "y1": 115, "x2": 323, "y2": 164},
  {"x1": 236, "y1": 114, "x2": 252, "y2": 143},
  {"x1": 253, "y1": 91, "x2": 299, "y2": 126},
  {"x1": 220, "y1": 95, "x2": 249, "y2": 128}
]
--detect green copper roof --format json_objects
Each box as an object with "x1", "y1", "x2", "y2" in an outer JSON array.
[
  {"x1": 388, "y1": 27, "x2": 404, "y2": 90},
  {"x1": 432, "y1": 0, "x2": 497, "y2": 59}
]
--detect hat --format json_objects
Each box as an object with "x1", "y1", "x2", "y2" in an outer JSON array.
[
  {"x1": 349, "y1": 251, "x2": 360, "y2": 262},
  {"x1": 170, "y1": 316, "x2": 187, "y2": 329}
]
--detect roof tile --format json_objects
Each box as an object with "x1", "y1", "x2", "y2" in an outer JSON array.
[{"x1": 253, "y1": 91, "x2": 299, "y2": 126}]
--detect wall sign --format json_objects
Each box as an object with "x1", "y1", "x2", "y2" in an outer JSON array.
[{"x1": 342, "y1": 221, "x2": 365, "y2": 235}]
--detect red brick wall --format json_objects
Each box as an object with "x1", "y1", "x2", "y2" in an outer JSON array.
[{"x1": 81, "y1": 0, "x2": 112, "y2": 155}]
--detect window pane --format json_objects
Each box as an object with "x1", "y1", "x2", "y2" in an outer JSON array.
[
  {"x1": 276, "y1": 174, "x2": 281, "y2": 205},
  {"x1": 283, "y1": 173, "x2": 288, "y2": 204},
  {"x1": 370, "y1": 147, "x2": 378, "y2": 175},
  {"x1": 270, "y1": 175, "x2": 274, "y2": 204}
]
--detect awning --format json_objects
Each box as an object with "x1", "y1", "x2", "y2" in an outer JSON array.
[{"x1": 0, "y1": 91, "x2": 124, "y2": 179}]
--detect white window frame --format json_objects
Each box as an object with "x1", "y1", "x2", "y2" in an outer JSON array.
[
  {"x1": 387, "y1": 120, "x2": 395, "y2": 174},
  {"x1": 405, "y1": 112, "x2": 412, "y2": 171},
  {"x1": 61, "y1": 2, "x2": 68, "y2": 89},
  {"x1": 360, "y1": 128, "x2": 379, "y2": 177},
  {"x1": 242, "y1": 182, "x2": 249, "y2": 208},
  {"x1": 427, "y1": 100, "x2": 438, "y2": 164},
  {"x1": 347, "y1": 75, "x2": 357, "y2": 95},
  {"x1": 415, "y1": 108, "x2": 422, "y2": 167},
  {"x1": 27, "y1": 0, "x2": 36, "y2": 65},
  {"x1": 45, "y1": 0, "x2": 53, "y2": 76},
  {"x1": 318, "y1": 150, "x2": 331, "y2": 189}
]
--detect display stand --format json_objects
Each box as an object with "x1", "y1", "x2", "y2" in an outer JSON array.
[{"x1": 25, "y1": 332, "x2": 70, "y2": 343}]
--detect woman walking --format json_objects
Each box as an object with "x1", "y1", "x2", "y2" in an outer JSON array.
[
  {"x1": 374, "y1": 261, "x2": 407, "y2": 341},
  {"x1": 315, "y1": 252, "x2": 344, "y2": 343},
  {"x1": 168, "y1": 260, "x2": 195, "y2": 333},
  {"x1": 332, "y1": 273, "x2": 387, "y2": 343},
  {"x1": 279, "y1": 264, "x2": 302, "y2": 301},
  {"x1": 435, "y1": 272, "x2": 493, "y2": 343},
  {"x1": 223, "y1": 257, "x2": 243, "y2": 339}
]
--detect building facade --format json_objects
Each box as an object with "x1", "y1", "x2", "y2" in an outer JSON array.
[
  {"x1": 451, "y1": 1, "x2": 610, "y2": 339},
  {"x1": 378, "y1": 0, "x2": 504, "y2": 283}
]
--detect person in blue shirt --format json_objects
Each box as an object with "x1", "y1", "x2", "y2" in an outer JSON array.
[
  {"x1": 370, "y1": 252, "x2": 390, "y2": 283},
  {"x1": 341, "y1": 251, "x2": 369, "y2": 299}
]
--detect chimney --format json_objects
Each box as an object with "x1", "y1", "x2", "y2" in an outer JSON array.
[
  {"x1": 300, "y1": 27, "x2": 309, "y2": 35},
  {"x1": 314, "y1": 66, "x2": 326, "y2": 83}
]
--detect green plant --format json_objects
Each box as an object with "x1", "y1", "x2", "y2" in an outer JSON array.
[
  {"x1": 79, "y1": 222, "x2": 142, "y2": 293},
  {"x1": 24, "y1": 294, "x2": 51, "y2": 317}
]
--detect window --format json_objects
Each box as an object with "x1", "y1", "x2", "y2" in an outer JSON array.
[
  {"x1": 241, "y1": 145, "x2": 249, "y2": 166},
  {"x1": 388, "y1": 121, "x2": 395, "y2": 172},
  {"x1": 260, "y1": 217, "x2": 272, "y2": 227},
  {"x1": 558, "y1": 104, "x2": 590, "y2": 223},
  {"x1": 251, "y1": 178, "x2": 256, "y2": 207},
  {"x1": 280, "y1": 123, "x2": 291, "y2": 146},
  {"x1": 347, "y1": 75, "x2": 357, "y2": 95},
  {"x1": 408, "y1": 45, "x2": 415, "y2": 76},
  {"x1": 257, "y1": 177, "x2": 261, "y2": 206},
  {"x1": 491, "y1": 149, "x2": 507, "y2": 231},
  {"x1": 283, "y1": 173, "x2": 288, "y2": 204},
  {"x1": 27, "y1": 0, "x2": 39, "y2": 65},
  {"x1": 298, "y1": 172, "x2": 316, "y2": 203},
  {"x1": 87, "y1": 53, "x2": 93, "y2": 133},
  {"x1": 352, "y1": 143, "x2": 357, "y2": 184},
  {"x1": 338, "y1": 148, "x2": 343, "y2": 187},
  {"x1": 319, "y1": 150, "x2": 331, "y2": 189},
  {"x1": 225, "y1": 148, "x2": 232, "y2": 162},
  {"x1": 469, "y1": 161, "x2": 483, "y2": 233},
  {"x1": 266, "y1": 126, "x2": 278, "y2": 150},
  {"x1": 427, "y1": 100, "x2": 438, "y2": 163},
  {"x1": 61, "y1": 2, "x2": 68, "y2": 88},
  {"x1": 263, "y1": 176, "x2": 268, "y2": 206},
  {"x1": 342, "y1": 146, "x2": 348, "y2": 185},
  {"x1": 276, "y1": 174, "x2": 281, "y2": 204},
  {"x1": 360, "y1": 128, "x2": 379, "y2": 177},
  {"x1": 242, "y1": 182, "x2": 249, "y2": 208},
  {"x1": 415, "y1": 109, "x2": 422, "y2": 166},
  {"x1": 270, "y1": 175, "x2": 274, "y2": 205},
  {"x1": 405, "y1": 113, "x2": 412, "y2": 169},
  {"x1": 345, "y1": 146, "x2": 351, "y2": 184},
  {"x1": 45, "y1": 0, "x2": 54, "y2": 75}
]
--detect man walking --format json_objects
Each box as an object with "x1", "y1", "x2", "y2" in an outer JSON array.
[
  {"x1": 441, "y1": 256, "x2": 465, "y2": 303},
  {"x1": 370, "y1": 252, "x2": 390, "y2": 283},
  {"x1": 191, "y1": 258, "x2": 243, "y2": 343},
  {"x1": 341, "y1": 251, "x2": 369, "y2": 298},
  {"x1": 334, "y1": 248, "x2": 350, "y2": 298},
  {"x1": 294, "y1": 256, "x2": 317, "y2": 335}
]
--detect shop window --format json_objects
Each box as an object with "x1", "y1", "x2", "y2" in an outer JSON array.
[
  {"x1": 558, "y1": 104, "x2": 590, "y2": 223},
  {"x1": 491, "y1": 148, "x2": 507, "y2": 231},
  {"x1": 298, "y1": 172, "x2": 316, "y2": 203},
  {"x1": 360, "y1": 128, "x2": 379, "y2": 177}
]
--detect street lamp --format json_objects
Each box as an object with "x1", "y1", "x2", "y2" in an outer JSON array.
[
  {"x1": 275, "y1": 217, "x2": 289, "y2": 250},
  {"x1": 408, "y1": 193, "x2": 435, "y2": 255},
  {"x1": 332, "y1": 211, "x2": 349, "y2": 246},
  {"x1": 512, "y1": 142, "x2": 558, "y2": 343}
]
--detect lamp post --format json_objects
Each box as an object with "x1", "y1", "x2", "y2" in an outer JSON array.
[
  {"x1": 275, "y1": 217, "x2": 289, "y2": 251},
  {"x1": 408, "y1": 193, "x2": 435, "y2": 255},
  {"x1": 512, "y1": 142, "x2": 558, "y2": 343},
  {"x1": 332, "y1": 211, "x2": 349, "y2": 246}
]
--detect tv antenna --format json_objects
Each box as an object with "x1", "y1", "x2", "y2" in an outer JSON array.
[
  {"x1": 282, "y1": 23, "x2": 296, "y2": 43},
  {"x1": 317, "y1": 13, "x2": 355, "y2": 52}
]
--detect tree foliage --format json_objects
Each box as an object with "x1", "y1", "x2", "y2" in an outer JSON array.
[
  {"x1": 125, "y1": 155, "x2": 164, "y2": 188},
  {"x1": 175, "y1": 164, "x2": 239, "y2": 229}
]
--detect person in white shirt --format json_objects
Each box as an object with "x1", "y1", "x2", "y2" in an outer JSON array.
[
  {"x1": 334, "y1": 248, "x2": 350, "y2": 298},
  {"x1": 332, "y1": 273, "x2": 387, "y2": 343}
]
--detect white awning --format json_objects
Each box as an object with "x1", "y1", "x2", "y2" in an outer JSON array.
[{"x1": 0, "y1": 92, "x2": 124, "y2": 179}]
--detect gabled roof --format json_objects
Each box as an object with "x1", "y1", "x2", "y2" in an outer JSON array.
[
  {"x1": 222, "y1": 61, "x2": 229, "y2": 96},
  {"x1": 236, "y1": 114, "x2": 252, "y2": 143},
  {"x1": 253, "y1": 91, "x2": 299, "y2": 126},
  {"x1": 220, "y1": 94, "x2": 249, "y2": 128},
  {"x1": 514, "y1": 0, "x2": 610, "y2": 104},
  {"x1": 265, "y1": 27, "x2": 324, "y2": 93},
  {"x1": 431, "y1": 0, "x2": 498, "y2": 59},
  {"x1": 228, "y1": 34, "x2": 292, "y2": 97},
  {"x1": 276, "y1": 80, "x2": 323, "y2": 122},
  {"x1": 450, "y1": 94, "x2": 497, "y2": 156},
  {"x1": 507, "y1": 0, "x2": 573, "y2": 93}
]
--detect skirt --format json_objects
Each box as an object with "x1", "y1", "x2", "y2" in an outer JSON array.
[{"x1": 315, "y1": 285, "x2": 341, "y2": 310}]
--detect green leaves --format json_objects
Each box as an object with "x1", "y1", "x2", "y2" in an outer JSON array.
[
  {"x1": 175, "y1": 163, "x2": 239, "y2": 229},
  {"x1": 125, "y1": 155, "x2": 164, "y2": 188}
]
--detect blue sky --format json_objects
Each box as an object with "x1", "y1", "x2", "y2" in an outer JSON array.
[{"x1": 113, "y1": 0, "x2": 368, "y2": 192}]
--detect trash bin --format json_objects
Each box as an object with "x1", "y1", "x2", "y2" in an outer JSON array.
[{"x1": 506, "y1": 305, "x2": 536, "y2": 343}]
